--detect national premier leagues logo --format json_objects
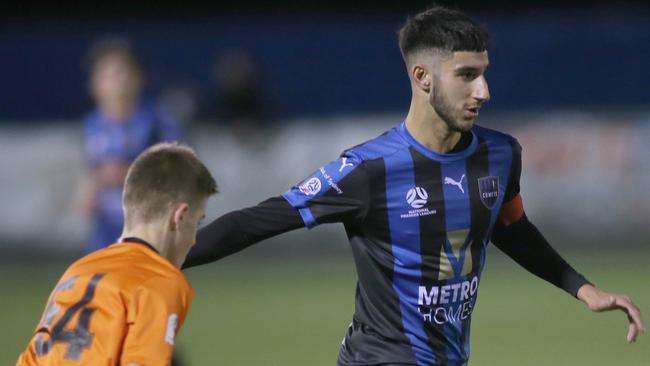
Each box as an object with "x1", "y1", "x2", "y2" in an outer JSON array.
[
  {"x1": 406, "y1": 187, "x2": 428, "y2": 209},
  {"x1": 477, "y1": 176, "x2": 499, "y2": 209},
  {"x1": 401, "y1": 187, "x2": 436, "y2": 219}
]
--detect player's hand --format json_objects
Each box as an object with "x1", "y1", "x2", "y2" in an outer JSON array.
[{"x1": 577, "y1": 284, "x2": 646, "y2": 343}]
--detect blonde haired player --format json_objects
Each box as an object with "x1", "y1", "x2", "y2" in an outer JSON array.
[{"x1": 17, "y1": 142, "x2": 217, "y2": 366}]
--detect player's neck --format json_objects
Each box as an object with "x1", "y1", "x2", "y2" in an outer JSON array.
[
  {"x1": 121, "y1": 225, "x2": 183, "y2": 268},
  {"x1": 404, "y1": 99, "x2": 461, "y2": 154},
  {"x1": 99, "y1": 99, "x2": 137, "y2": 122}
]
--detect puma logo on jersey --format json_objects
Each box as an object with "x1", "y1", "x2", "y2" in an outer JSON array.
[
  {"x1": 339, "y1": 157, "x2": 354, "y2": 172},
  {"x1": 444, "y1": 174, "x2": 466, "y2": 194}
]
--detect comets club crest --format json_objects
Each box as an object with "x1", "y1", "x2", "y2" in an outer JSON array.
[{"x1": 478, "y1": 176, "x2": 499, "y2": 209}]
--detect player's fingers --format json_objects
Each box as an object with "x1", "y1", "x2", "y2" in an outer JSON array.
[
  {"x1": 615, "y1": 297, "x2": 646, "y2": 336},
  {"x1": 627, "y1": 322, "x2": 638, "y2": 343},
  {"x1": 634, "y1": 306, "x2": 647, "y2": 333},
  {"x1": 615, "y1": 297, "x2": 643, "y2": 325},
  {"x1": 621, "y1": 294, "x2": 631, "y2": 303}
]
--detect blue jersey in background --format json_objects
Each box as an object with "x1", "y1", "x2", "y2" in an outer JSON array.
[{"x1": 84, "y1": 101, "x2": 184, "y2": 252}]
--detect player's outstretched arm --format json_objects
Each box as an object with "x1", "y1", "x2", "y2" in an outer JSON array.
[
  {"x1": 491, "y1": 210, "x2": 590, "y2": 297},
  {"x1": 492, "y1": 195, "x2": 645, "y2": 344},
  {"x1": 183, "y1": 196, "x2": 305, "y2": 268},
  {"x1": 494, "y1": 142, "x2": 645, "y2": 342},
  {"x1": 183, "y1": 151, "x2": 372, "y2": 270},
  {"x1": 184, "y1": 154, "x2": 371, "y2": 269},
  {"x1": 576, "y1": 284, "x2": 646, "y2": 343}
]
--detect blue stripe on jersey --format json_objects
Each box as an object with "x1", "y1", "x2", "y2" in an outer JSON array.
[
  {"x1": 282, "y1": 155, "x2": 360, "y2": 228},
  {"x1": 297, "y1": 203, "x2": 317, "y2": 229},
  {"x1": 440, "y1": 161, "x2": 471, "y2": 246},
  {"x1": 385, "y1": 149, "x2": 436, "y2": 366},
  {"x1": 399, "y1": 123, "x2": 479, "y2": 162},
  {"x1": 282, "y1": 190, "x2": 318, "y2": 228},
  {"x1": 440, "y1": 161, "x2": 472, "y2": 363},
  {"x1": 348, "y1": 128, "x2": 408, "y2": 161}
]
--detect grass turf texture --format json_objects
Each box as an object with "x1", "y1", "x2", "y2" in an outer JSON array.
[{"x1": 3, "y1": 250, "x2": 648, "y2": 366}]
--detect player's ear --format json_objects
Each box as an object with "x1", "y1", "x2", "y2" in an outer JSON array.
[
  {"x1": 170, "y1": 203, "x2": 190, "y2": 231},
  {"x1": 412, "y1": 64, "x2": 431, "y2": 93}
]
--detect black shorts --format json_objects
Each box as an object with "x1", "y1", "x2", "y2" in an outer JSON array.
[{"x1": 337, "y1": 319, "x2": 418, "y2": 366}]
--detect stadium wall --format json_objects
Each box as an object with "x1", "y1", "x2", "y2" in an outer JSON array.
[{"x1": 1, "y1": 112, "x2": 648, "y2": 255}]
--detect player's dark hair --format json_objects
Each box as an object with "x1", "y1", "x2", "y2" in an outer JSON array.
[
  {"x1": 84, "y1": 37, "x2": 142, "y2": 73},
  {"x1": 123, "y1": 143, "x2": 217, "y2": 226},
  {"x1": 398, "y1": 5, "x2": 489, "y2": 61}
]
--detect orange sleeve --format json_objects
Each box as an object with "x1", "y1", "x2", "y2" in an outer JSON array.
[
  {"x1": 497, "y1": 193, "x2": 524, "y2": 226},
  {"x1": 120, "y1": 276, "x2": 192, "y2": 365}
]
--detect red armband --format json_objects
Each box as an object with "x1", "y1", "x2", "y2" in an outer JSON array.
[{"x1": 498, "y1": 193, "x2": 524, "y2": 226}]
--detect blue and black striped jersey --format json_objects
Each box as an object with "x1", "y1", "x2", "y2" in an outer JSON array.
[
  {"x1": 282, "y1": 122, "x2": 520, "y2": 365},
  {"x1": 186, "y1": 121, "x2": 590, "y2": 365}
]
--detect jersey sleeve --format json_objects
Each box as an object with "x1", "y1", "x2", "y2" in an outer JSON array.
[
  {"x1": 498, "y1": 139, "x2": 524, "y2": 226},
  {"x1": 282, "y1": 151, "x2": 370, "y2": 228},
  {"x1": 492, "y1": 214, "x2": 591, "y2": 297},
  {"x1": 184, "y1": 196, "x2": 304, "y2": 268},
  {"x1": 120, "y1": 276, "x2": 192, "y2": 365}
]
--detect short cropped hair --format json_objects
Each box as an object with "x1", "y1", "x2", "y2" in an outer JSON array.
[
  {"x1": 84, "y1": 37, "x2": 142, "y2": 74},
  {"x1": 398, "y1": 5, "x2": 489, "y2": 61},
  {"x1": 123, "y1": 143, "x2": 217, "y2": 227}
]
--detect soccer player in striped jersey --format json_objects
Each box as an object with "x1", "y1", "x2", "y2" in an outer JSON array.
[
  {"x1": 184, "y1": 5, "x2": 645, "y2": 366},
  {"x1": 17, "y1": 143, "x2": 217, "y2": 366}
]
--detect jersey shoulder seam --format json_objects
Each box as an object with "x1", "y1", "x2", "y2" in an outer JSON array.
[
  {"x1": 344, "y1": 130, "x2": 411, "y2": 163},
  {"x1": 473, "y1": 124, "x2": 518, "y2": 144}
]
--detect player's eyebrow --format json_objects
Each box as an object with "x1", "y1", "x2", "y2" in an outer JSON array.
[{"x1": 454, "y1": 64, "x2": 489, "y2": 73}]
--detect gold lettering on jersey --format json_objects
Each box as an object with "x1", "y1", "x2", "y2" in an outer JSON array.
[
  {"x1": 438, "y1": 229, "x2": 472, "y2": 281},
  {"x1": 461, "y1": 239, "x2": 473, "y2": 277}
]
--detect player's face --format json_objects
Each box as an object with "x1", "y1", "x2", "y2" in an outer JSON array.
[
  {"x1": 429, "y1": 51, "x2": 490, "y2": 132},
  {"x1": 90, "y1": 54, "x2": 142, "y2": 104}
]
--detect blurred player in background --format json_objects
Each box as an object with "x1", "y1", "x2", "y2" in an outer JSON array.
[
  {"x1": 184, "y1": 5, "x2": 645, "y2": 366},
  {"x1": 76, "y1": 38, "x2": 185, "y2": 252},
  {"x1": 200, "y1": 49, "x2": 276, "y2": 144},
  {"x1": 17, "y1": 143, "x2": 217, "y2": 366}
]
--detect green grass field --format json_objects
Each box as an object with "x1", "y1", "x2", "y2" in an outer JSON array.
[{"x1": 3, "y1": 250, "x2": 648, "y2": 365}]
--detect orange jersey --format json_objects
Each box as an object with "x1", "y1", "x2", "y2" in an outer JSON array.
[{"x1": 17, "y1": 241, "x2": 193, "y2": 366}]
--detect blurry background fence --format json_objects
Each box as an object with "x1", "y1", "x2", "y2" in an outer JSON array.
[{"x1": 1, "y1": 112, "x2": 649, "y2": 256}]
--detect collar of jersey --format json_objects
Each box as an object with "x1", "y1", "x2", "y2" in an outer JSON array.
[
  {"x1": 116, "y1": 238, "x2": 183, "y2": 275},
  {"x1": 398, "y1": 122, "x2": 478, "y2": 162}
]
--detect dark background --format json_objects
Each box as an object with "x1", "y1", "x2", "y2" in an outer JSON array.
[{"x1": 3, "y1": 1, "x2": 650, "y2": 121}]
